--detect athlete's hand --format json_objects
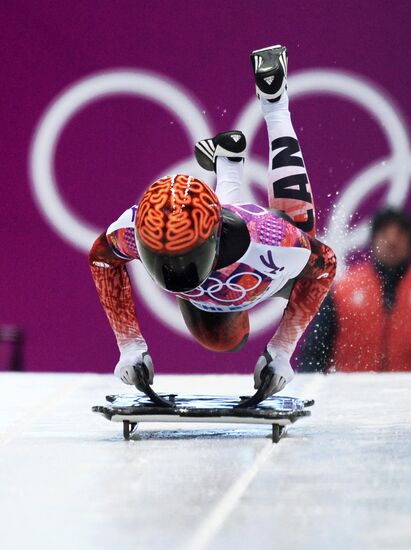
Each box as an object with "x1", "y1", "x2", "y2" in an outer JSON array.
[
  {"x1": 253, "y1": 348, "x2": 294, "y2": 396},
  {"x1": 114, "y1": 341, "x2": 154, "y2": 390}
]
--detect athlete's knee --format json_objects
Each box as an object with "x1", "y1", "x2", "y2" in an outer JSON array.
[
  {"x1": 225, "y1": 331, "x2": 249, "y2": 352},
  {"x1": 178, "y1": 299, "x2": 250, "y2": 353},
  {"x1": 197, "y1": 328, "x2": 249, "y2": 353},
  {"x1": 196, "y1": 311, "x2": 249, "y2": 352}
]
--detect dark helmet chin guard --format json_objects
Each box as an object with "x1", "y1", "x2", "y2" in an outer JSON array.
[
  {"x1": 135, "y1": 175, "x2": 222, "y2": 293},
  {"x1": 137, "y1": 229, "x2": 219, "y2": 292}
]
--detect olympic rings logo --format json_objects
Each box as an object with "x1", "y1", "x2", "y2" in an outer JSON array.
[
  {"x1": 183, "y1": 272, "x2": 263, "y2": 303},
  {"x1": 29, "y1": 68, "x2": 411, "y2": 337}
]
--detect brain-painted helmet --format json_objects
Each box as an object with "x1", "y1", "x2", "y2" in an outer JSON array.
[{"x1": 135, "y1": 174, "x2": 222, "y2": 292}]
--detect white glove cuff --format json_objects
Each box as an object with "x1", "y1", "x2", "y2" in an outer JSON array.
[
  {"x1": 119, "y1": 339, "x2": 148, "y2": 356},
  {"x1": 266, "y1": 346, "x2": 290, "y2": 362}
]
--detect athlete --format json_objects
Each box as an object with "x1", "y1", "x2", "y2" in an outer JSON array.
[{"x1": 89, "y1": 45, "x2": 337, "y2": 396}]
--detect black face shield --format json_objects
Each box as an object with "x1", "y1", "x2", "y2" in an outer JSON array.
[{"x1": 136, "y1": 229, "x2": 219, "y2": 292}]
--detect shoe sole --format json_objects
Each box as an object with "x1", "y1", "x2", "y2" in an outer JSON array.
[
  {"x1": 195, "y1": 132, "x2": 246, "y2": 172},
  {"x1": 251, "y1": 45, "x2": 287, "y2": 100}
]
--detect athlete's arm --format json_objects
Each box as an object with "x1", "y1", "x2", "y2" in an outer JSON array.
[
  {"x1": 268, "y1": 237, "x2": 337, "y2": 358},
  {"x1": 88, "y1": 207, "x2": 155, "y2": 386},
  {"x1": 253, "y1": 223, "x2": 335, "y2": 395},
  {"x1": 88, "y1": 231, "x2": 145, "y2": 350}
]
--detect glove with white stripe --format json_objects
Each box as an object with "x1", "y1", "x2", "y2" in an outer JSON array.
[
  {"x1": 253, "y1": 347, "x2": 294, "y2": 396},
  {"x1": 114, "y1": 341, "x2": 154, "y2": 391}
]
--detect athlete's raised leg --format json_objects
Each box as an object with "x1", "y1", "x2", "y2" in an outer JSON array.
[
  {"x1": 250, "y1": 46, "x2": 316, "y2": 237},
  {"x1": 195, "y1": 131, "x2": 247, "y2": 204},
  {"x1": 215, "y1": 157, "x2": 243, "y2": 204}
]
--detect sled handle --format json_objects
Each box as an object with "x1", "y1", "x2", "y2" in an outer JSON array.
[
  {"x1": 134, "y1": 366, "x2": 175, "y2": 408},
  {"x1": 235, "y1": 367, "x2": 274, "y2": 409}
]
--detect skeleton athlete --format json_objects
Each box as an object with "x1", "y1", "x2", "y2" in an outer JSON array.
[{"x1": 89, "y1": 45, "x2": 337, "y2": 395}]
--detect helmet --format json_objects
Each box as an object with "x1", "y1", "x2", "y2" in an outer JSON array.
[{"x1": 135, "y1": 174, "x2": 222, "y2": 292}]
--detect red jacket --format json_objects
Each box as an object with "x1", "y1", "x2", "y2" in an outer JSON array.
[{"x1": 332, "y1": 262, "x2": 411, "y2": 371}]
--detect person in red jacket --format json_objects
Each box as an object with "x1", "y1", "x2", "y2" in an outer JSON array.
[{"x1": 298, "y1": 208, "x2": 411, "y2": 372}]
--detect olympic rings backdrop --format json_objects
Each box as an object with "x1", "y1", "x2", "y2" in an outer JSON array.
[{"x1": 3, "y1": 1, "x2": 411, "y2": 373}]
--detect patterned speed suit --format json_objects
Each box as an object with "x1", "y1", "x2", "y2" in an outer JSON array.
[{"x1": 89, "y1": 92, "x2": 337, "y2": 361}]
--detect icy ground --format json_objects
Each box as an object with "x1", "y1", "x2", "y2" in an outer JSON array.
[{"x1": 1, "y1": 372, "x2": 410, "y2": 550}]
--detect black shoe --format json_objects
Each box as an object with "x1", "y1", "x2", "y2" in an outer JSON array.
[
  {"x1": 194, "y1": 131, "x2": 246, "y2": 172},
  {"x1": 250, "y1": 44, "x2": 288, "y2": 102}
]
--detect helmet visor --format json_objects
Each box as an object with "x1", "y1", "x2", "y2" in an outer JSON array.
[{"x1": 137, "y1": 230, "x2": 219, "y2": 292}]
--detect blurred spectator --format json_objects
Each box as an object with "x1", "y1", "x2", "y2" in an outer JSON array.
[
  {"x1": 298, "y1": 208, "x2": 411, "y2": 372},
  {"x1": 0, "y1": 325, "x2": 24, "y2": 371}
]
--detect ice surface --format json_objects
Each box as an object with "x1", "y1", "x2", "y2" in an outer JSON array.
[{"x1": 0, "y1": 372, "x2": 410, "y2": 550}]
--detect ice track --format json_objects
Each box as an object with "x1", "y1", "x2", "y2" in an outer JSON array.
[{"x1": 1, "y1": 372, "x2": 411, "y2": 550}]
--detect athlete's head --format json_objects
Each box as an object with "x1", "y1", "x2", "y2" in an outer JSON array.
[{"x1": 135, "y1": 174, "x2": 222, "y2": 292}]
